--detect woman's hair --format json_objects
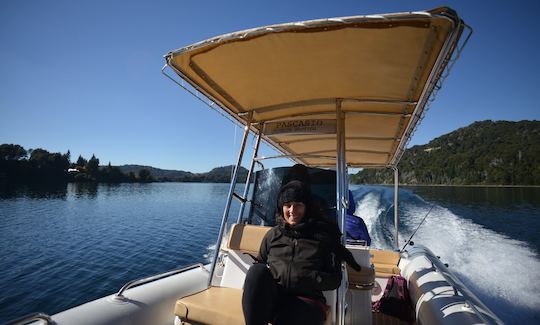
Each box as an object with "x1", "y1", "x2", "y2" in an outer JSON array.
[{"x1": 281, "y1": 164, "x2": 311, "y2": 187}]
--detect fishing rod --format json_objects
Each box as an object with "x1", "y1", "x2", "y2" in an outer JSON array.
[{"x1": 400, "y1": 204, "x2": 436, "y2": 253}]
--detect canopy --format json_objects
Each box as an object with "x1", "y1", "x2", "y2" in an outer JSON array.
[{"x1": 165, "y1": 7, "x2": 465, "y2": 168}]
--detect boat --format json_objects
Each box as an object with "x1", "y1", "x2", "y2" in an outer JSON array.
[{"x1": 6, "y1": 6, "x2": 504, "y2": 325}]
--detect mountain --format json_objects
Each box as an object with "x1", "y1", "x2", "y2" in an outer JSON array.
[
  {"x1": 116, "y1": 165, "x2": 193, "y2": 180},
  {"x1": 116, "y1": 165, "x2": 249, "y2": 183},
  {"x1": 351, "y1": 120, "x2": 540, "y2": 185}
]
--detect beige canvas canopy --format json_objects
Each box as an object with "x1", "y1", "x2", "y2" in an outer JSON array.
[{"x1": 165, "y1": 7, "x2": 466, "y2": 168}]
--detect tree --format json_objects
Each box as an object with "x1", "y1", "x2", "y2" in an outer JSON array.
[
  {"x1": 76, "y1": 155, "x2": 87, "y2": 167},
  {"x1": 0, "y1": 144, "x2": 29, "y2": 182},
  {"x1": 0, "y1": 144, "x2": 27, "y2": 160},
  {"x1": 138, "y1": 169, "x2": 153, "y2": 182},
  {"x1": 64, "y1": 150, "x2": 71, "y2": 164},
  {"x1": 26, "y1": 148, "x2": 70, "y2": 182},
  {"x1": 86, "y1": 154, "x2": 100, "y2": 179},
  {"x1": 101, "y1": 162, "x2": 126, "y2": 183},
  {"x1": 128, "y1": 172, "x2": 137, "y2": 182},
  {"x1": 351, "y1": 120, "x2": 540, "y2": 185},
  {"x1": 29, "y1": 148, "x2": 51, "y2": 169}
]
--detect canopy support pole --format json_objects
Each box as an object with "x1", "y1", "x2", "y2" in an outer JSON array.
[
  {"x1": 335, "y1": 99, "x2": 347, "y2": 325},
  {"x1": 392, "y1": 166, "x2": 399, "y2": 250},
  {"x1": 207, "y1": 113, "x2": 252, "y2": 287},
  {"x1": 236, "y1": 124, "x2": 263, "y2": 223}
]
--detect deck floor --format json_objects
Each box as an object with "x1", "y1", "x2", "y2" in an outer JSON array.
[{"x1": 372, "y1": 312, "x2": 412, "y2": 325}]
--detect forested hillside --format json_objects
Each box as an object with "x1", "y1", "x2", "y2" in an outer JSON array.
[
  {"x1": 3, "y1": 120, "x2": 538, "y2": 185},
  {"x1": 117, "y1": 165, "x2": 249, "y2": 183},
  {"x1": 351, "y1": 120, "x2": 540, "y2": 185},
  {"x1": 0, "y1": 143, "x2": 249, "y2": 184}
]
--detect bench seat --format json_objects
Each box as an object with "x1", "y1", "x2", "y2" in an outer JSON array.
[
  {"x1": 175, "y1": 224, "x2": 270, "y2": 325},
  {"x1": 175, "y1": 286, "x2": 244, "y2": 325}
]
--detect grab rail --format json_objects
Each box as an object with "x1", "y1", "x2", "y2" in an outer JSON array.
[
  {"x1": 4, "y1": 312, "x2": 54, "y2": 325},
  {"x1": 113, "y1": 263, "x2": 206, "y2": 301}
]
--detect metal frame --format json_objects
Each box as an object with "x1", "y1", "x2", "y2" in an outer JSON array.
[
  {"x1": 3, "y1": 312, "x2": 54, "y2": 325},
  {"x1": 280, "y1": 135, "x2": 399, "y2": 145},
  {"x1": 392, "y1": 166, "x2": 399, "y2": 249},
  {"x1": 252, "y1": 97, "x2": 417, "y2": 115},
  {"x1": 113, "y1": 263, "x2": 205, "y2": 301},
  {"x1": 207, "y1": 115, "x2": 252, "y2": 286},
  {"x1": 390, "y1": 15, "x2": 469, "y2": 166},
  {"x1": 161, "y1": 64, "x2": 244, "y2": 129},
  {"x1": 335, "y1": 99, "x2": 347, "y2": 325},
  {"x1": 236, "y1": 127, "x2": 263, "y2": 223},
  {"x1": 254, "y1": 153, "x2": 336, "y2": 161},
  {"x1": 253, "y1": 110, "x2": 411, "y2": 126}
]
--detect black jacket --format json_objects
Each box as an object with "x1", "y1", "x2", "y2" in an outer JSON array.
[{"x1": 258, "y1": 219, "x2": 344, "y2": 301}]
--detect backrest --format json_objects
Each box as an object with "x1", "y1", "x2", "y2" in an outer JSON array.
[
  {"x1": 219, "y1": 224, "x2": 271, "y2": 289},
  {"x1": 371, "y1": 249, "x2": 400, "y2": 266},
  {"x1": 227, "y1": 223, "x2": 271, "y2": 255}
]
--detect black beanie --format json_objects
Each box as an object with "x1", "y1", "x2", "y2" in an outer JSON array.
[{"x1": 277, "y1": 180, "x2": 311, "y2": 210}]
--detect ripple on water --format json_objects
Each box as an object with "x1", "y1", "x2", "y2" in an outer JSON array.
[{"x1": 0, "y1": 183, "x2": 232, "y2": 323}]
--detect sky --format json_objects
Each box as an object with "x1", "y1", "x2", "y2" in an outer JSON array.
[{"x1": 1, "y1": 0, "x2": 539, "y2": 173}]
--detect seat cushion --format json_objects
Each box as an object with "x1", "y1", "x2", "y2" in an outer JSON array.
[
  {"x1": 227, "y1": 224, "x2": 271, "y2": 255},
  {"x1": 370, "y1": 249, "x2": 401, "y2": 277},
  {"x1": 370, "y1": 249, "x2": 400, "y2": 265},
  {"x1": 175, "y1": 287, "x2": 244, "y2": 325},
  {"x1": 373, "y1": 263, "x2": 401, "y2": 277}
]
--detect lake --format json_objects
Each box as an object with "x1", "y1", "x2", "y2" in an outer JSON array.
[{"x1": 0, "y1": 182, "x2": 539, "y2": 324}]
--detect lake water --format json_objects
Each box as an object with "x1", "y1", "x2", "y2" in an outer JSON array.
[{"x1": 1, "y1": 183, "x2": 539, "y2": 324}]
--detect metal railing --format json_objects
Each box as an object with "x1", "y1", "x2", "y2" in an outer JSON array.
[
  {"x1": 3, "y1": 312, "x2": 54, "y2": 325},
  {"x1": 113, "y1": 263, "x2": 206, "y2": 301}
]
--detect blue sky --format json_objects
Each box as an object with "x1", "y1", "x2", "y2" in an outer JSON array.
[{"x1": 1, "y1": 0, "x2": 539, "y2": 172}]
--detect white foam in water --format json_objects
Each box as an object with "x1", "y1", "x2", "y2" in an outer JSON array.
[
  {"x1": 353, "y1": 187, "x2": 540, "y2": 323},
  {"x1": 354, "y1": 192, "x2": 386, "y2": 244},
  {"x1": 354, "y1": 189, "x2": 397, "y2": 250},
  {"x1": 204, "y1": 244, "x2": 217, "y2": 263},
  {"x1": 404, "y1": 204, "x2": 540, "y2": 314}
]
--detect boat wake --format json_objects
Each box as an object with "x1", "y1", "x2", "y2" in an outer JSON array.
[
  {"x1": 204, "y1": 244, "x2": 217, "y2": 263},
  {"x1": 351, "y1": 185, "x2": 540, "y2": 324}
]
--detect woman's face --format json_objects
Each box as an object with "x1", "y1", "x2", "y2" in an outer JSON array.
[{"x1": 282, "y1": 201, "x2": 306, "y2": 225}]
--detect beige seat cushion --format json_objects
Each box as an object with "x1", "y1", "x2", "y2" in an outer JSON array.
[
  {"x1": 175, "y1": 286, "x2": 244, "y2": 325},
  {"x1": 370, "y1": 249, "x2": 401, "y2": 277},
  {"x1": 227, "y1": 223, "x2": 271, "y2": 255},
  {"x1": 370, "y1": 249, "x2": 400, "y2": 265}
]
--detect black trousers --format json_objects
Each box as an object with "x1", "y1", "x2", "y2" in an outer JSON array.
[{"x1": 242, "y1": 263, "x2": 325, "y2": 325}]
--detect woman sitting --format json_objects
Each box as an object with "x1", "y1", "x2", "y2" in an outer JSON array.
[{"x1": 242, "y1": 180, "x2": 361, "y2": 325}]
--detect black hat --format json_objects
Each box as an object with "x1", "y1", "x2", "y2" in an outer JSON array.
[{"x1": 277, "y1": 180, "x2": 311, "y2": 210}]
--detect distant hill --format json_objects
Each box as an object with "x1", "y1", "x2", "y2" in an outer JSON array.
[
  {"x1": 116, "y1": 165, "x2": 193, "y2": 180},
  {"x1": 116, "y1": 165, "x2": 249, "y2": 183},
  {"x1": 351, "y1": 120, "x2": 540, "y2": 185}
]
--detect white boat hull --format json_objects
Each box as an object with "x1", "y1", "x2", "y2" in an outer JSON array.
[
  {"x1": 41, "y1": 246, "x2": 504, "y2": 325},
  {"x1": 51, "y1": 265, "x2": 210, "y2": 325}
]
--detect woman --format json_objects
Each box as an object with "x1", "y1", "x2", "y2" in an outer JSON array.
[{"x1": 242, "y1": 180, "x2": 361, "y2": 325}]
